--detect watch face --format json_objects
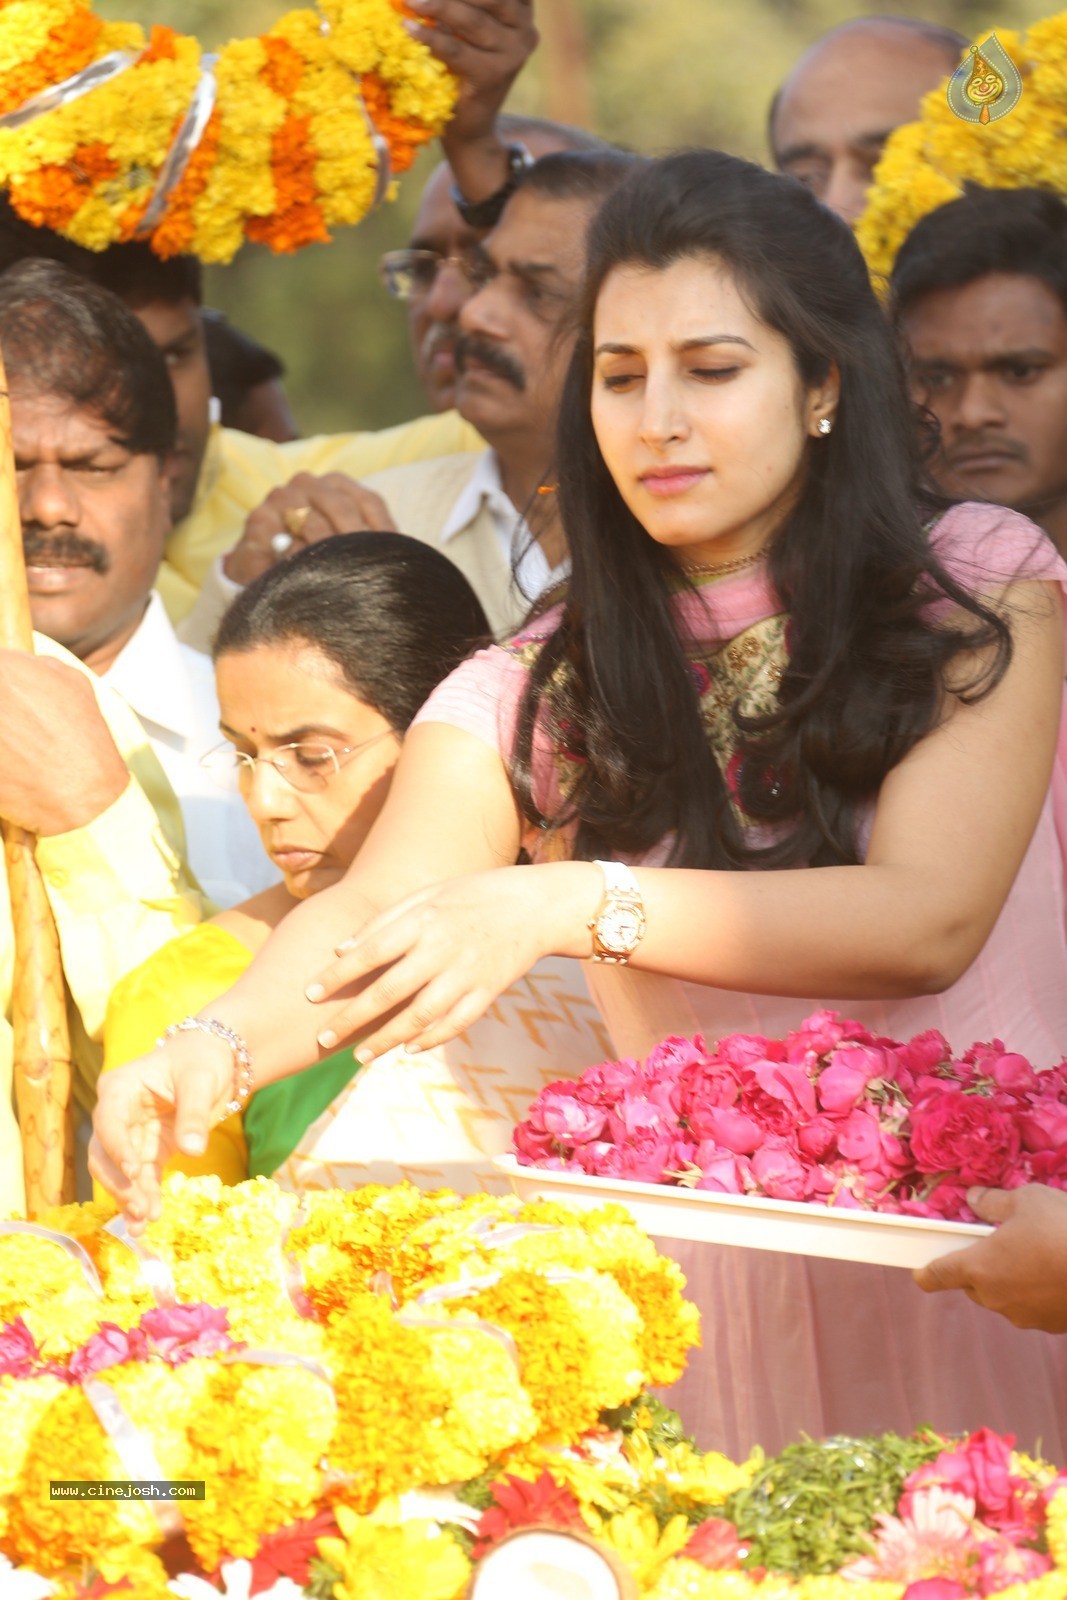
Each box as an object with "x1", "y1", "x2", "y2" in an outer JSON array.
[{"x1": 597, "y1": 906, "x2": 644, "y2": 954}]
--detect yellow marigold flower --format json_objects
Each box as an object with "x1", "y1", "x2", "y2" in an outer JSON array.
[
  {"x1": 597, "y1": 1503, "x2": 692, "y2": 1584},
  {"x1": 458, "y1": 1269, "x2": 647, "y2": 1440},
  {"x1": 1047, "y1": 1487, "x2": 1067, "y2": 1569},
  {"x1": 983, "y1": 1576, "x2": 1067, "y2": 1600},
  {"x1": 317, "y1": 1503, "x2": 471, "y2": 1600},
  {"x1": 0, "y1": 0, "x2": 457, "y2": 262},
  {"x1": 856, "y1": 11, "x2": 1067, "y2": 284}
]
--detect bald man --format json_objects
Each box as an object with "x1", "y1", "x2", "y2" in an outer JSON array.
[{"x1": 770, "y1": 16, "x2": 966, "y2": 225}]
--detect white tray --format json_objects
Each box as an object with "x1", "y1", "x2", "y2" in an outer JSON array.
[{"x1": 493, "y1": 1155, "x2": 992, "y2": 1269}]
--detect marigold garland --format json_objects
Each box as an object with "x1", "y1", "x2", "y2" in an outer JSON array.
[
  {"x1": 855, "y1": 10, "x2": 1067, "y2": 288},
  {"x1": 0, "y1": 0, "x2": 457, "y2": 263}
]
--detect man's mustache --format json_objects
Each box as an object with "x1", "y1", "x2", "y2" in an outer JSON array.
[
  {"x1": 421, "y1": 319, "x2": 460, "y2": 364},
  {"x1": 22, "y1": 528, "x2": 109, "y2": 574},
  {"x1": 455, "y1": 334, "x2": 526, "y2": 392},
  {"x1": 943, "y1": 433, "x2": 1028, "y2": 468}
]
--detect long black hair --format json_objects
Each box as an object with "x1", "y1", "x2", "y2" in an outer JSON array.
[
  {"x1": 214, "y1": 532, "x2": 492, "y2": 732},
  {"x1": 513, "y1": 149, "x2": 1011, "y2": 868}
]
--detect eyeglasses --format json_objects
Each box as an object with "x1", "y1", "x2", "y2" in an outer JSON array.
[
  {"x1": 379, "y1": 248, "x2": 492, "y2": 301},
  {"x1": 199, "y1": 734, "x2": 394, "y2": 794}
]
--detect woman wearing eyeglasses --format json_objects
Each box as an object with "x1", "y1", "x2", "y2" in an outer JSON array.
[{"x1": 100, "y1": 532, "x2": 607, "y2": 1188}]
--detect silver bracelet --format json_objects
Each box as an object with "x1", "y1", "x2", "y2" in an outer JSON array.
[{"x1": 156, "y1": 1016, "x2": 255, "y2": 1119}]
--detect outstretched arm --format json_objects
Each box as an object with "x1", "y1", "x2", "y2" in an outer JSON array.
[
  {"x1": 89, "y1": 723, "x2": 523, "y2": 1223},
  {"x1": 310, "y1": 578, "x2": 1064, "y2": 1050}
]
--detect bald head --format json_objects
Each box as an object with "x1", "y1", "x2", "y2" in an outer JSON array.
[{"x1": 771, "y1": 17, "x2": 965, "y2": 225}]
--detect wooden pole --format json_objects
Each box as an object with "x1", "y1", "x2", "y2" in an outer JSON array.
[{"x1": 0, "y1": 348, "x2": 75, "y2": 1213}]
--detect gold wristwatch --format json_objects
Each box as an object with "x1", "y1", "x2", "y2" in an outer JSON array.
[{"x1": 589, "y1": 860, "x2": 646, "y2": 965}]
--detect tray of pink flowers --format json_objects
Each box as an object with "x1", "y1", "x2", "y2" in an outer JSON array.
[{"x1": 497, "y1": 1010, "x2": 1067, "y2": 1269}]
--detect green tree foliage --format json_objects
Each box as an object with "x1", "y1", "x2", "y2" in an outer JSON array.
[{"x1": 96, "y1": 0, "x2": 1045, "y2": 433}]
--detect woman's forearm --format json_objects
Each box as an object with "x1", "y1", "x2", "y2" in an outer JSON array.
[
  {"x1": 540, "y1": 858, "x2": 1002, "y2": 1000},
  {"x1": 198, "y1": 876, "x2": 382, "y2": 1085}
]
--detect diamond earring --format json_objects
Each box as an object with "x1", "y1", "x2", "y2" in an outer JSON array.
[{"x1": 817, "y1": 418, "x2": 832, "y2": 436}]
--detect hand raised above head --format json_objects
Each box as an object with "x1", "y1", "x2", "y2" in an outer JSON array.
[
  {"x1": 0, "y1": 651, "x2": 129, "y2": 835},
  {"x1": 409, "y1": 0, "x2": 538, "y2": 162},
  {"x1": 224, "y1": 473, "x2": 398, "y2": 586},
  {"x1": 914, "y1": 1182, "x2": 1067, "y2": 1333}
]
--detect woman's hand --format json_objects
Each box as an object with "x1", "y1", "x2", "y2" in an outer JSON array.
[
  {"x1": 306, "y1": 862, "x2": 599, "y2": 1061},
  {"x1": 88, "y1": 1036, "x2": 233, "y2": 1231},
  {"x1": 913, "y1": 1184, "x2": 1067, "y2": 1332}
]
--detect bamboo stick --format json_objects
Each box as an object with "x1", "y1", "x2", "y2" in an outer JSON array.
[{"x1": 0, "y1": 347, "x2": 75, "y2": 1213}]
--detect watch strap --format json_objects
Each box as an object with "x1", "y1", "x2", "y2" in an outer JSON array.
[{"x1": 450, "y1": 142, "x2": 534, "y2": 230}]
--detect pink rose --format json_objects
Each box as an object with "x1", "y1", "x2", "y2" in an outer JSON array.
[
  {"x1": 673, "y1": 1059, "x2": 742, "y2": 1121},
  {"x1": 915, "y1": 1088, "x2": 1023, "y2": 1190},
  {"x1": 645, "y1": 1035, "x2": 710, "y2": 1078},
  {"x1": 616, "y1": 1134, "x2": 677, "y2": 1184},
  {"x1": 751, "y1": 1136, "x2": 807, "y2": 1200},
  {"x1": 977, "y1": 1543, "x2": 1051, "y2": 1596},
  {"x1": 896, "y1": 1030, "x2": 952, "y2": 1076},
  {"x1": 987, "y1": 1054, "x2": 1038, "y2": 1096},
  {"x1": 574, "y1": 1140, "x2": 618, "y2": 1176},
  {"x1": 573, "y1": 1057, "x2": 644, "y2": 1108},
  {"x1": 513, "y1": 1122, "x2": 557, "y2": 1163},
  {"x1": 538, "y1": 1091, "x2": 607, "y2": 1146},
  {"x1": 835, "y1": 1107, "x2": 886, "y2": 1170},
  {"x1": 797, "y1": 1114, "x2": 839, "y2": 1163},
  {"x1": 817, "y1": 1046, "x2": 889, "y2": 1115},
  {"x1": 741, "y1": 1060, "x2": 817, "y2": 1134},
  {"x1": 141, "y1": 1304, "x2": 236, "y2": 1365},
  {"x1": 1019, "y1": 1101, "x2": 1067, "y2": 1153},
  {"x1": 607, "y1": 1097, "x2": 669, "y2": 1145},
  {"x1": 911, "y1": 1091, "x2": 1022, "y2": 1186},
  {"x1": 0, "y1": 1315, "x2": 44, "y2": 1379},
  {"x1": 68, "y1": 1321, "x2": 147, "y2": 1381},
  {"x1": 686, "y1": 1104, "x2": 763, "y2": 1153},
  {"x1": 904, "y1": 1431, "x2": 1035, "y2": 1539},
  {"x1": 695, "y1": 1149, "x2": 753, "y2": 1194},
  {"x1": 719, "y1": 1033, "x2": 786, "y2": 1068},
  {"x1": 902, "y1": 1582, "x2": 970, "y2": 1600}
]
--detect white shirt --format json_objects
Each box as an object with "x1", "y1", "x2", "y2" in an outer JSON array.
[
  {"x1": 103, "y1": 592, "x2": 279, "y2": 908},
  {"x1": 439, "y1": 449, "x2": 568, "y2": 606}
]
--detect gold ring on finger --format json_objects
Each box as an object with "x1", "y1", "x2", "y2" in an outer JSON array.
[{"x1": 284, "y1": 505, "x2": 311, "y2": 539}]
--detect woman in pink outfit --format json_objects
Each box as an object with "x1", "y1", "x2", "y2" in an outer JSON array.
[{"x1": 92, "y1": 151, "x2": 1067, "y2": 1457}]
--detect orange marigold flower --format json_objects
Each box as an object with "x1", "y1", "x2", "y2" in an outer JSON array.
[
  {"x1": 362, "y1": 72, "x2": 435, "y2": 176},
  {"x1": 0, "y1": 9, "x2": 103, "y2": 116},
  {"x1": 10, "y1": 141, "x2": 117, "y2": 231},
  {"x1": 246, "y1": 113, "x2": 329, "y2": 252},
  {"x1": 260, "y1": 35, "x2": 305, "y2": 100},
  {"x1": 136, "y1": 24, "x2": 180, "y2": 65},
  {"x1": 144, "y1": 106, "x2": 222, "y2": 257}
]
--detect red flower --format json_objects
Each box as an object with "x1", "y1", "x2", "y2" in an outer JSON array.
[
  {"x1": 206, "y1": 1507, "x2": 341, "y2": 1592},
  {"x1": 684, "y1": 1516, "x2": 747, "y2": 1569},
  {"x1": 472, "y1": 1471, "x2": 586, "y2": 1559}
]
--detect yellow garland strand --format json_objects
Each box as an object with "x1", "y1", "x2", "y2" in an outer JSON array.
[{"x1": 0, "y1": 0, "x2": 457, "y2": 262}]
